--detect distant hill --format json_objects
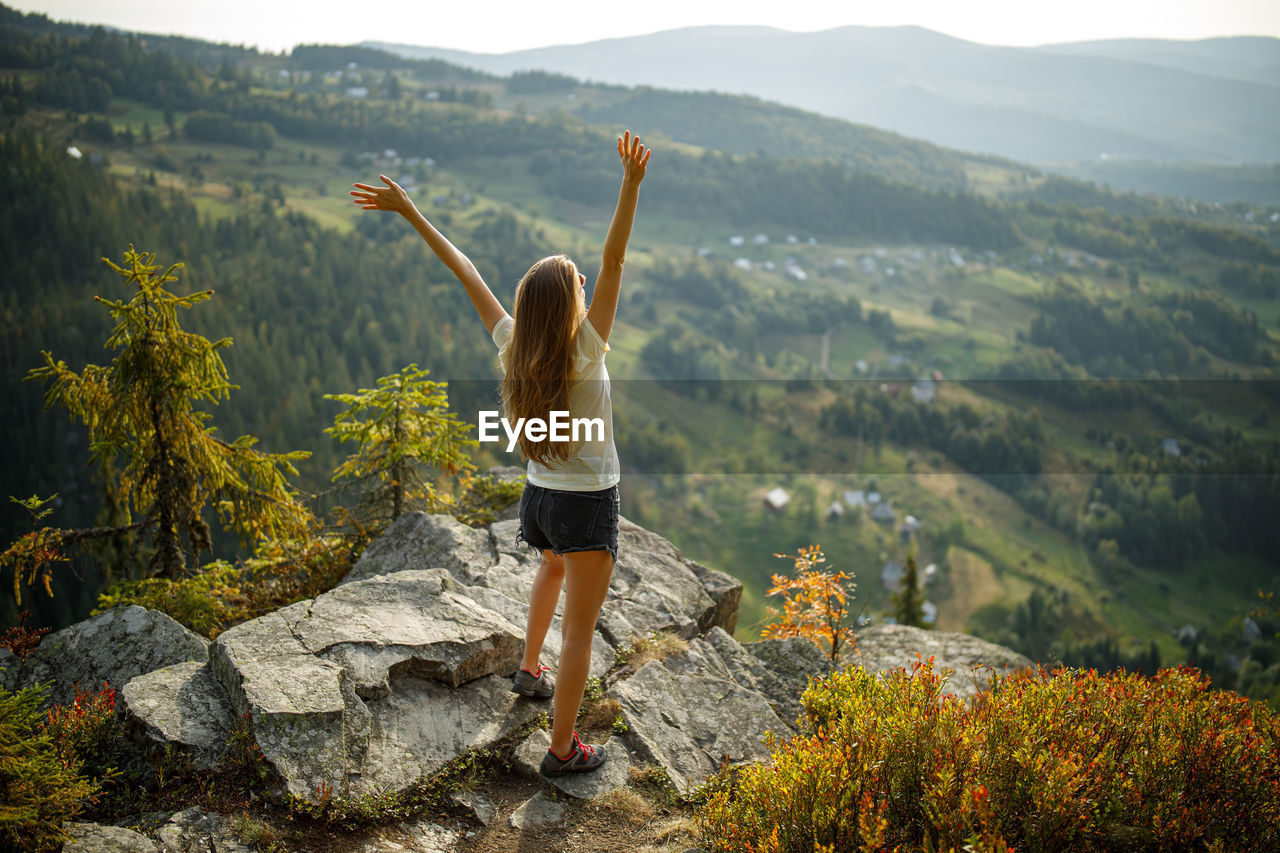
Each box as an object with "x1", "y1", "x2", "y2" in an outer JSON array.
[
  {"x1": 1041, "y1": 36, "x2": 1280, "y2": 87},
  {"x1": 368, "y1": 26, "x2": 1280, "y2": 165}
]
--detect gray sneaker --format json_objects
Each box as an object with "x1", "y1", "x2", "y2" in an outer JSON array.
[
  {"x1": 540, "y1": 731, "x2": 607, "y2": 777},
  {"x1": 511, "y1": 664, "x2": 554, "y2": 699}
]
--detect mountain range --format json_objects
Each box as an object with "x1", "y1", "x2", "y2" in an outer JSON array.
[{"x1": 369, "y1": 26, "x2": 1280, "y2": 166}]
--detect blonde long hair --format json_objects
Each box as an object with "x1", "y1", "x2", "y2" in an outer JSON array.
[{"x1": 502, "y1": 254, "x2": 587, "y2": 465}]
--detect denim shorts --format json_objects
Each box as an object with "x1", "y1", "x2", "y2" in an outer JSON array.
[{"x1": 515, "y1": 482, "x2": 619, "y2": 561}]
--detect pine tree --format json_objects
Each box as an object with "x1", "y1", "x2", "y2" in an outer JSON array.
[
  {"x1": 325, "y1": 364, "x2": 476, "y2": 522},
  {"x1": 21, "y1": 246, "x2": 311, "y2": 583},
  {"x1": 893, "y1": 551, "x2": 926, "y2": 627}
]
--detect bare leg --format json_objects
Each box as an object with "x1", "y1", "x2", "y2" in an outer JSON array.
[
  {"x1": 549, "y1": 549, "x2": 614, "y2": 757},
  {"x1": 521, "y1": 550, "x2": 564, "y2": 673}
]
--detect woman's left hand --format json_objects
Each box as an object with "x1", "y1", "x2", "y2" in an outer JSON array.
[
  {"x1": 350, "y1": 174, "x2": 415, "y2": 215},
  {"x1": 618, "y1": 130, "x2": 651, "y2": 185}
]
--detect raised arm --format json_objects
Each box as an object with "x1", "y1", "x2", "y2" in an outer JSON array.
[
  {"x1": 350, "y1": 175, "x2": 508, "y2": 334},
  {"x1": 587, "y1": 131, "x2": 651, "y2": 343}
]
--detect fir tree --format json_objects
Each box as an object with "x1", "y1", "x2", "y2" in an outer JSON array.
[
  {"x1": 19, "y1": 246, "x2": 311, "y2": 584},
  {"x1": 893, "y1": 551, "x2": 926, "y2": 627},
  {"x1": 325, "y1": 364, "x2": 475, "y2": 522}
]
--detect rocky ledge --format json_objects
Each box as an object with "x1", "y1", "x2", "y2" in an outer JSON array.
[{"x1": 12, "y1": 504, "x2": 1033, "y2": 813}]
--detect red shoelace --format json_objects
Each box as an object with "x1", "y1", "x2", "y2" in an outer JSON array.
[
  {"x1": 552, "y1": 730, "x2": 594, "y2": 762},
  {"x1": 522, "y1": 664, "x2": 551, "y2": 678}
]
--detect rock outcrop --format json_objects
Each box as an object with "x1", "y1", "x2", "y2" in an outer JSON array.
[
  {"x1": 104, "y1": 509, "x2": 744, "y2": 800},
  {"x1": 847, "y1": 623, "x2": 1035, "y2": 705},
  {"x1": 30, "y1": 500, "x2": 1035, "y2": 813},
  {"x1": 15, "y1": 605, "x2": 209, "y2": 707}
]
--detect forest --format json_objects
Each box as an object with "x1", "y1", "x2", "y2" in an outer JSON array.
[{"x1": 0, "y1": 3, "x2": 1277, "y2": 709}]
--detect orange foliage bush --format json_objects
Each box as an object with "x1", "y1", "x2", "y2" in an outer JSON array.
[
  {"x1": 761, "y1": 546, "x2": 859, "y2": 662},
  {"x1": 697, "y1": 659, "x2": 1280, "y2": 852}
]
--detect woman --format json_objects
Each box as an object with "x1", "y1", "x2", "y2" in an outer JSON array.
[{"x1": 351, "y1": 131, "x2": 650, "y2": 776}]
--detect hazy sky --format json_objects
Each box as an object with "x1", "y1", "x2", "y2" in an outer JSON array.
[{"x1": 12, "y1": 0, "x2": 1280, "y2": 54}]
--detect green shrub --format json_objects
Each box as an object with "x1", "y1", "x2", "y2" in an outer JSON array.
[
  {"x1": 95, "y1": 534, "x2": 366, "y2": 639},
  {"x1": 696, "y1": 660, "x2": 1280, "y2": 852},
  {"x1": 0, "y1": 684, "x2": 99, "y2": 852}
]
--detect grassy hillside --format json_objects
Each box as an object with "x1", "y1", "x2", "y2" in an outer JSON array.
[{"x1": 1, "y1": 8, "x2": 1278, "y2": 708}]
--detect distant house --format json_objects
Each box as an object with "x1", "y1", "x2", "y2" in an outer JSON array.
[
  {"x1": 425, "y1": 90, "x2": 440, "y2": 100},
  {"x1": 870, "y1": 502, "x2": 897, "y2": 525},
  {"x1": 752, "y1": 233, "x2": 769, "y2": 246},
  {"x1": 697, "y1": 247, "x2": 713, "y2": 257},
  {"x1": 1162, "y1": 438, "x2": 1181, "y2": 457},
  {"x1": 880, "y1": 560, "x2": 903, "y2": 592},
  {"x1": 345, "y1": 86, "x2": 369, "y2": 98},
  {"x1": 786, "y1": 266, "x2": 808, "y2": 281},
  {"x1": 1176, "y1": 624, "x2": 1197, "y2": 643},
  {"x1": 867, "y1": 491, "x2": 882, "y2": 505},
  {"x1": 855, "y1": 360, "x2": 868, "y2": 374},
  {"x1": 948, "y1": 249, "x2": 965, "y2": 267},
  {"x1": 921, "y1": 601, "x2": 937, "y2": 625},
  {"x1": 873, "y1": 247, "x2": 887, "y2": 258},
  {"x1": 785, "y1": 234, "x2": 799, "y2": 244},
  {"x1": 763, "y1": 488, "x2": 790, "y2": 512},
  {"x1": 826, "y1": 501, "x2": 845, "y2": 521},
  {"x1": 843, "y1": 490, "x2": 866, "y2": 508},
  {"x1": 734, "y1": 258, "x2": 752, "y2": 271},
  {"x1": 910, "y1": 379, "x2": 937, "y2": 404},
  {"x1": 66, "y1": 146, "x2": 82, "y2": 159},
  {"x1": 729, "y1": 235, "x2": 746, "y2": 247},
  {"x1": 858, "y1": 256, "x2": 878, "y2": 275},
  {"x1": 762, "y1": 260, "x2": 776, "y2": 271}
]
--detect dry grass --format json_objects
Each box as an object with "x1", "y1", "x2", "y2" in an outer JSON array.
[
  {"x1": 577, "y1": 696, "x2": 623, "y2": 731},
  {"x1": 618, "y1": 631, "x2": 690, "y2": 670}
]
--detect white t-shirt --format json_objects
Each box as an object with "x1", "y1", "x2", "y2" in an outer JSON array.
[{"x1": 491, "y1": 314, "x2": 620, "y2": 491}]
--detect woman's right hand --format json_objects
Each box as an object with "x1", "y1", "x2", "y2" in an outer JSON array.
[
  {"x1": 618, "y1": 130, "x2": 651, "y2": 185},
  {"x1": 350, "y1": 174, "x2": 415, "y2": 216}
]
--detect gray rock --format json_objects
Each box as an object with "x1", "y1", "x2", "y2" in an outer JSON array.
[
  {"x1": 209, "y1": 571, "x2": 529, "y2": 799},
  {"x1": 546, "y1": 735, "x2": 631, "y2": 801},
  {"x1": 847, "y1": 623, "x2": 1034, "y2": 705},
  {"x1": 686, "y1": 562, "x2": 743, "y2": 636},
  {"x1": 17, "y1": 606, "x2": 208, "y2": 708},
  {"x1": 360, "y1": 673, "x2": 542, "y2": 795},
  {"x1": 208, "y1": 603, "x2": 349, "y2": 799},
  {"x1": 291, "y1": 570, "x2": 525, "y2": 695},
  {"x1": 61, "y1": 822, "x2": 160, "y2": 852},
  {"x1": 0, "y1": 646, "x2": 16, "y2": 692},
  {"x1": 351, "y1": 820, "x2": 460, "y2": 852},
  {"x1": 511, "y1": 726, "x2": 552, "y2": 779},
  {"x1": 451, "y1": 789, "x2": 497, "y2": 826},
  {"x1": 121, "y1": 662, "x2": 234, "y2": 769},
  {"x1": 508, "y1": 792, "x2": 566, "y2": 829},
  {"x1": 741, "y1": 634, "x2": 834, "y2": 726},
  {"x1": 155, "y1": 806, "x2": 253, "y2": 852},
  {"x1": 344, "y1": 513, "x2": 494, "y2": 586},
  {"x1": 611, "y1": 657, "x2": 786, "y2": 797},
  {"x1": 596, "y1": 518, "x2": 729, "y2": 646}
]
